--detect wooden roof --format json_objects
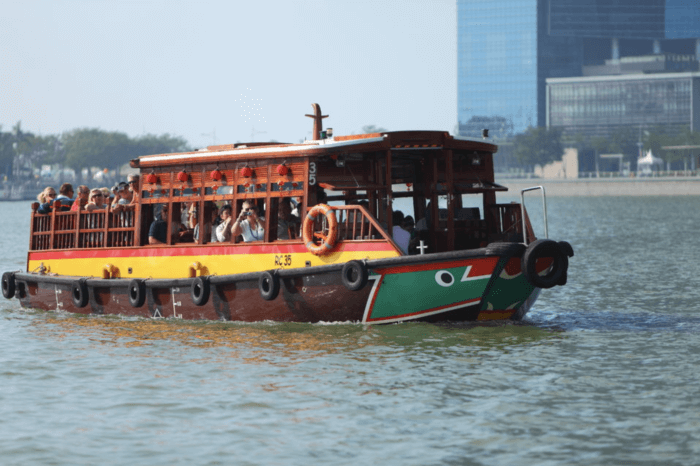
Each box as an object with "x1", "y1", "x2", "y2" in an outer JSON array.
[{"x1": 131, "y1": 131, "x2": 498, "y2": 169}]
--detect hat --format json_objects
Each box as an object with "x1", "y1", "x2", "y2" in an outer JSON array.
[
  {"x1": 118, "y1": 181, "x2": 128, "y2": 191},
  {"x1": 111, "y1": 184, "x2": 119, "y2": 192}
]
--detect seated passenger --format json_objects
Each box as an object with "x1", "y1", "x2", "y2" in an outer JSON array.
[
  {"x1": 277, "y1": 198, "x2": 300, "y2": 240},
  {"x1": 148, "y1": 204, "x2": 169, "y2": 245},
  {"x1": 71, "y1": 185, "x2": 89, "y2": 211},
  {"x1": 231, "y1": 201, "x2": 265, "y2": 242},
  {"x1": 37, "y1": 186, "x2": 57, "y2": 214},
  {"x1": 84, "y1": 189, "x2": 106, "y2": 212},
  {"x1": 55, "y1": 183, "x2": 74, "y2": 209}
]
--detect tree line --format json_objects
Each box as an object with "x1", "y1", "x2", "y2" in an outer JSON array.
[
  {"x1": 1, "y1": 122, "x2": 189, "y2": 181},
  {"x1": 460, "y1": 115, "x2": 700, "y2": 173}
]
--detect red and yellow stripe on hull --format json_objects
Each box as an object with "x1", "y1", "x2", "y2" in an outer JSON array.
[{"x1": 27, "y1": 241, "x2": 400, "y2": 279}]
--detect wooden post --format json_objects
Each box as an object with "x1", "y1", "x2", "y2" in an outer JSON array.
[
  {"x1": 49, "y1": 201, "x2": 59, "y2": 249},
  {"x1": 385, "y1": 149, "x2": 393, "y2": 233},
  {"x1": 445, "y1": 149, "x2": 455, "y2": 251},
  {"x1": 264, "y1": 163, "x2": 271, "y2": 243},
  {"x1": 102, "y1": 205, "x2": 110, "y2": 248},
  {"x1": 29, "y1": 203, "x2": 39, "y2": 251}
]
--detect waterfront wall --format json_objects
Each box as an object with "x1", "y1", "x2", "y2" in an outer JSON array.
[{"x1": 496, "y1": 177, "x2": 700, "y2": 196}]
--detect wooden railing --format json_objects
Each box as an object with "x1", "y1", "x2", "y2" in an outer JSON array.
[
  {"x1": 331, "y1": 205, "x2": 390, "y2": 242},
  {"x1": 30, "y1": 201, "x2": 137, "y2": 251}
]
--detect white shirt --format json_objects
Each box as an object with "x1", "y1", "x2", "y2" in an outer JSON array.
[{"x1": 239, "y1": 217, "x2": 265, "y2": 242}]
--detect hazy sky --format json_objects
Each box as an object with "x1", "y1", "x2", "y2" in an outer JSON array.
[{"x1": 0, "y1": 0, "x2": 456, "y2": 149}]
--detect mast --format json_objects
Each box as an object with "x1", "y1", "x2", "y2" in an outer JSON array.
[{"x1": 305, "y1": 103, "x2": 328, "y2": 140}]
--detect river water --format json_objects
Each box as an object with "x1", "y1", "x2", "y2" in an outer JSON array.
[{"x1": 1, "y1": 197, "x2": 699, "y2": 466}]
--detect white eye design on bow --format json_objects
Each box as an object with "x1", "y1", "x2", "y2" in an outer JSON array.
[{"x1": 435, "y1": 270, "x2": 455, "y2": 287}]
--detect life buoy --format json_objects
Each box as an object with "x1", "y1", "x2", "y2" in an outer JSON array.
[
  {"x1": 259, "y1": 271, "x2": 280, "y2": 301},
  {"x1": 191, "y1": 276, "x2": 210, "y2": 306},
  {"x1": 128, "y1": 279, "x2": 146, "y2": 308},
  {"x1": 2, "y1": 272, "x2": 15, "y2": 299},
  {"x1": 71, "y1": 279, "x2": 89, "y2": 308},
  {"x1": 302, "y1": 204, "x2": 338, "y2": 256},
  {"x1": 521, "y1": 239, "x2": 568, "y2": 289},
  {"x1": 341, "y1": 261, "x2": 368, "y2": 291}
]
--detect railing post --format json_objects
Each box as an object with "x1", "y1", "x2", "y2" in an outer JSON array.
[{"x1": 520, "y1": 186, "x2": 548, "y2": 245}]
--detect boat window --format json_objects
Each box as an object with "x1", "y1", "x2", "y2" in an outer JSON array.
[
  {"x1": 173, "y1": 187, "x2": 197, "y2": 197},
  {"x1": 204, "y1": 186, "x2": 233, "y2": 196},
  {"x1": 237, "y1": 183, "x2": 267, "y2": 194},
  {"x1": 271, "y1": 180, "x2": 303, "y2": 193},
  {"x1": 141, "y1": 187, "x2": 170, "y2": 199}
]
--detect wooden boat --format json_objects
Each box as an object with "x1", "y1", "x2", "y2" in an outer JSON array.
[{"x1": 2, "y1": 104, "x2": 573, "y2": 324}]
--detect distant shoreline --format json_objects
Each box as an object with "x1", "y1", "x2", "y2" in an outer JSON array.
[{"x1": 496, "y1": 177, "x2": 700, "y2": 196}]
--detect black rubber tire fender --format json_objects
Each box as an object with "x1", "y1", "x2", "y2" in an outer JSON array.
[
  {"x1": 128, "y1": 279, "x2": 146, "y2": 308},
  {"x1": 71, "y1": 279, "x2": 89, "y2": 308},
  {"x1": 191, "y1": 276, "x2": 211, "y2": 307},
  {"x1": 341, "y1": 260, "x2": 368, "y2": 291},
  {"x1": 521, "y1": 239, "x2": 567, "y2": 289},
  {"x1": 259, "y1": 271, "x2": 280, "y2": 301},
  {"x1": 2, "y1": 272, "x2": 15, "y2": 299}
]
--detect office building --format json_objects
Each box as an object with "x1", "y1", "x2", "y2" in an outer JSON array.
[{"x1": 457, "y1": 0, "x2": 700, "y2": 138}]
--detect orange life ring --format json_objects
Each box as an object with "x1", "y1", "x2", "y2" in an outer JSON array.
[{"x1": 302, "y1": 204, "x2": 338, "y2": 256}]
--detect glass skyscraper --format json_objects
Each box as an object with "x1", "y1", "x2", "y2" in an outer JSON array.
[{"x1": 457, "y1": 0, "x2": 700, "y2": 138}]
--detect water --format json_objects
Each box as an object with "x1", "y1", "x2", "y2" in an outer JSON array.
[{"x1": 1, "y1": 198, "x2": 699, "y2": 466}]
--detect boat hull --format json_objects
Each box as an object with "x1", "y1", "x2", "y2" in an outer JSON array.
[{"x1": 8, "y1": 244, "x2": 547, "y2": 324}]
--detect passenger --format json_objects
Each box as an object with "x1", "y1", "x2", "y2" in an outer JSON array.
[
  {"x1": 231, "y1": 201, "x2": 265, "y2": 242},
  {"x1": 392, "y1": 211, "x2": 411, "y2": 254},
  {"x1": 37, "y1": 187, "x2": 57, "y2": 214},
  {"x1": 403, "y1": 216, "x2": 419, "y2": 254},
  {"x1": 277, "y1": 197, "x2": 300, "y2": 240},
  {"x1": 100, "y1": 187, "x2": 111, "y2": 202},
  {"x1": 110, "y1": 184, "x2": 120, "y2": 205},
  {"x1": 291, "y1": 196, "x2": 302, "y2": 217},
  {"x1": 416, "y1": 202, "x2": 432, "y2": 231},
  {"x1": 148, "y1": 204, "x2": 169, "y2": 245},
  {"x1": 194, "y1": 207, "x2": 218, "y2": 243},
  {"x1": 71, "y1": 185, "x2": 90, "y2": 211},
  {"x1": 116, "y1": 182, "x2": 132, "y2": 205},
  {"x1": 213, "y1": 205, "x2": 232, "y2": 242},
  {"x1": 55, "y1": 183, "x2": 75, "y2": 209},
  {"x1": 84, "y1": 189, "x2": 106, "y2": 212},
  {"x1": 36, "y1": 186, "x2": 54, "y2": 205},
  {"x1": 127, "y1": 174, "x2": 139, "y2": 205}
]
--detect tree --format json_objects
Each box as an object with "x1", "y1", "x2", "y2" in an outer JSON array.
[
  {"x1": 512, "y1": 126, "x2": 564, "y2": 170},
  {"x1": 62, "y1": 128, "x2": 131, "y2": 171},
  {"x1": 129, "y1": 133, "x2": 189, "y2": 158},
  {"x1": 361, "y1": 125, "x2": 387, "y2": 134},
  {"x1": 0, "y1": 125, "x2": 14, "y2": 179}
]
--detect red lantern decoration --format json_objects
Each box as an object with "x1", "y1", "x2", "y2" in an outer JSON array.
[
  {"x1": 210, "y1": 169, "x2": 222, "y2": 181},
  {"x1": 177, "y1": 170, "x2": 188, "y2": 183},
  {"x1": 241, "y1": 166, "x2": 253, "y2": 178},
  {"x1": 276, "y1": 164, "x2": 289, "y2": 176},
  {"x1": 278, "y1": 180, "x2": 285, "y2": 188},
  {"x1": 146, "y1": 172, "x2": 157, "y2": 184}
]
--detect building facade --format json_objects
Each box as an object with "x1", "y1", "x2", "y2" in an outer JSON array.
[
  {"x1": 547, "y1": 71, "x2": 700, "y2": 139},
  {"x1": 457, "y1": 0, "x2": 700, "y2": 138}
]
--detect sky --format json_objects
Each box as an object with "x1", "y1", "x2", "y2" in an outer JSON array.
[{"x1": 0, "y1": 0, "x2": 457, "y2": 149}]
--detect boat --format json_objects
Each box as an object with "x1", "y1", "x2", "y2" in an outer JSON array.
[{"x1": 2, "y1": 104, "x2": 573, "y2": 324}]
